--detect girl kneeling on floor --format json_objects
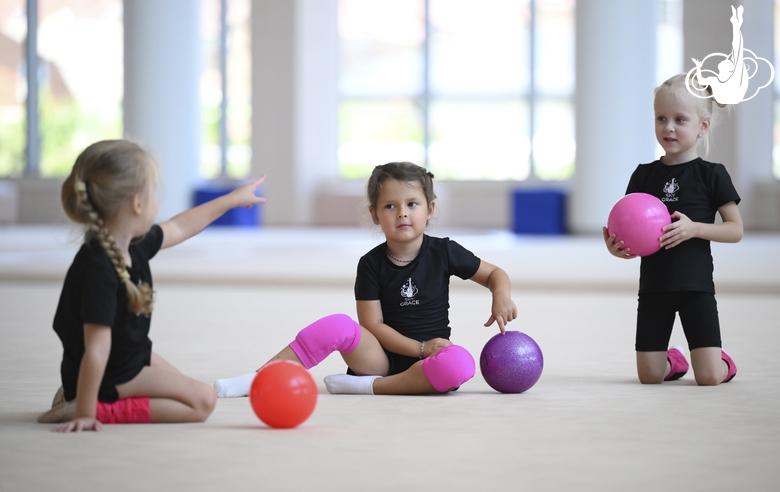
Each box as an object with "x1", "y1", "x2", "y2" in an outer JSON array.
[{"x1": 603, "y1": 74, "x2": 742, "y2": 385}]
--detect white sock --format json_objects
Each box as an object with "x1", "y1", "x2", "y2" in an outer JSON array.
[
  {"x1": 213, "y1": 371, "x2": 257, "y2": 398},
  {"x1": 324, "y1": 374, "x2": 381, "y2": 395}
]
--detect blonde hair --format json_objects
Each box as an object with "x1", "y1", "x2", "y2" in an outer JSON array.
[
  {"x1": 62, "y1": 140, "x2": 155, "y2": 316},
  {"x1": 655, "y1": 73, "x2": 729, "y2": 158}
]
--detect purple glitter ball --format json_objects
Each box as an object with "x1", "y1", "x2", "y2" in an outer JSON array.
[{"x1": 480, "y1": 331, "x2": 543, "y2": 394}]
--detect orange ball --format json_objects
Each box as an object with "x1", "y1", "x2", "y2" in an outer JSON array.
[{"x1": 249, "y1": 360, "x2": 317, "y2": 428}]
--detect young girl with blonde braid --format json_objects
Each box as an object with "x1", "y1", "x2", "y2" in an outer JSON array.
[
  {"x1": 214, "y1": 162, "x2": 517, "y2": 397},
  {"x1": 603, "y1": 74, "x2": 742, "y2": 386},
  {"x1": 37, "y1": 139, "x2": 266, "y2": 432}
]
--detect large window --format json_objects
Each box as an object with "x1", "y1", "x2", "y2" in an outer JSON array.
[
  {"x1": 0, "y1": 1, "x2": 26, "y2": 177},
  {"x1": 1, "y1": 1, "x2": 248, "y2": 181},
  {"x1": 200, "y1": 0, "x2": 252, "y2": 180},
  {"x1": 338, "y1": 0, "x2": 576, "y2": 181},
  {"x1": 0, "y1": 0, "x2": 123, "y2": 178}
]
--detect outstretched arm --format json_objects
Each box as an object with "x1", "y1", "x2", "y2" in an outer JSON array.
[
  {"x1": 469, "y1": 260, "x2": 517, "y2": 334},
  {"x1": 160, "y1": 176, "x2": 266, "y2": 249},
  {"x1": 51, "y1": 323, "x2": 111, "y2": 433},
  {"x1": 660, "y1": 201, "x2": 743, "y2": 249}
]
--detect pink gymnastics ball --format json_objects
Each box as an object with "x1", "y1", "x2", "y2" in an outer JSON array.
[{"x1": 607, "y1": 193, "x2": 671, "y2": 257}]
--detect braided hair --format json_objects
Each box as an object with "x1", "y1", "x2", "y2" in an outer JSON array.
[{"x1": 61, "y1": 140, "x2": 155, "y2": 316}]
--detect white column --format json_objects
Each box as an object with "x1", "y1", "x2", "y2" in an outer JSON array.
[
  {"x1": 251, "y1": 0, "x2": 338, "y2": 226},
  {"x1": 569, "y1": 1, "x2": 658, "y2": 234},
  {"x1": 684, "y1": 0, "x2": 775, "y2": 229},
  {"x1": 123, "y1": 0, "x2": 201, "y2": 222}
]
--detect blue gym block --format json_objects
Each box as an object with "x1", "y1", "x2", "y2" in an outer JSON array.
[
  {"x1": 193, "y1": 183, "x2": 261, "y2": 227},
  {"x1": 512, "y1": 189, "x2": 566, "y2": 235}
]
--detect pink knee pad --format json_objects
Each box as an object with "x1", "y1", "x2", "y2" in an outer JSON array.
[
  {"x1": 289, "y1": 313, "x2": 362, "y2": 369},
  {"x1": 96, "y1": 397, "x2": 151, "y2": 424},
  {"x1": 421, "y1": 345, "x2": 476, "y2": 393}
]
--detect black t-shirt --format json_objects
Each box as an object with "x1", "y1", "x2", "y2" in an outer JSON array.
[
  {"x1": 626, "y1": 158, "x2": 740, "y2": 293},
  {"x1": 355, "y1": 234, "x2": 481, "y2": 345},
  {"x1": 53, "y1": 225, "x2": 163, "y2": 402}
]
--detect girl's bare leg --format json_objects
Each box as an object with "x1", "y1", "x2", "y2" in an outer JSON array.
[
  {"x1": 264, "y1": 345, "x2": 303, "y2": 368},
  {"x1": 212, "y1": 345, "x2": 306, "y2": 399},
  {"x1": 151, "y1": 352, "x2": 183, "y2": 374},
  {"x1": 636, "y1": 351, "x2": 669, "y2": 384},
  {"x1": 216, "y1": 326, "x2": 389, "y2": 398},
  {"x1": 372, "y1": 362, "x2": 436, "y2": 395},
  {"x1": 327, "y1": 334, "x2": 455, "y2": 395},
  {"x1": 340, "y1": 327, "x2": 389, "y2": 376},
  {"x1": 40, "y1": 354, "x2": 213, "y2": 425},
  {"x1": 690, "y1": 347, "x2": 728, "y2": 386},
  {"x1": 117, "y1": 366, "x2": 216, "y2": 423}
]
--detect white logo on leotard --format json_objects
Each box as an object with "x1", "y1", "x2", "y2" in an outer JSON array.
[
  {"x1": 400, "y1": 278, "x2": 419, "y2": 306},
  {"x1": 662, "y1": 178, "x2": 679, "y2": 203}
]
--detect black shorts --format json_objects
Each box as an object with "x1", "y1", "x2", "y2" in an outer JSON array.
[
  {"x1": 635, "y1": 291, "x2": 721, "y2": 352},
  {"x1": 347, "y1": 349, "x2": 418, "y2": 377}
]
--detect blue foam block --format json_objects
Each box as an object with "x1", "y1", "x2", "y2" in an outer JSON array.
[
  {"x1": 512, "y1": 189, "x2": 566, "y2": 235},
  {"x1": 193, "y1": 184, "x2": 261, "y2": 227}
]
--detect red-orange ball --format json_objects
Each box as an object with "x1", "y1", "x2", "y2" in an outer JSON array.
[{"x1": 249, "y1": 360, "x2": 318, "y2": 428}]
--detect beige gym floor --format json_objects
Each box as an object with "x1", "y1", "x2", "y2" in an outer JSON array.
[{"x1": 1, "y1": 226, "x2": 778, "y2": 491}]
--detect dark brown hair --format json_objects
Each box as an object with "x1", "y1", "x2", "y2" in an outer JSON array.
[{"x1": 366, "y1": 162, "x2": 436, "y2": 212}]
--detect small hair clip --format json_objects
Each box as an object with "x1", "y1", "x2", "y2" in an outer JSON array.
[
  {"x1": 119, "y1": 270, "x2": 131, "y2": 281},
  {"x1": 74, "y1": 181, "x2": 87, "y2": 192}
]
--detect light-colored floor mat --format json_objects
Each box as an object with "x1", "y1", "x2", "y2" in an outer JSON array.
[
  {"x1": 1, "y1": 227, "x2": 779, "y2": 491},
  {"x1": 1, "y1": 282, "x2": 778, "y2": 491}
]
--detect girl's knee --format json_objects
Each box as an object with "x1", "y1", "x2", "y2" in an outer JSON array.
[
  {"x1": 694, "y1": 371, "x2": 722, "y2": 386},
  {"x1": 290, "y1": 313, "x2": 362, "y2": 369},
  {"x1": 636, "y1": 352, "x2": 667, "y2": 384},
  {"x1": 193, "y1": 383, "x2": 217, "y2": 421},
  {"x1": 637, "y1": 369, "x2": 664, "y2": 384},
  {"x1": 690, "y1": 347, "x2": 727, "y2": 386},
  {"x1": 638, "y1": 376, "x2": 664, "y2": 384},
  {"x1": 421, "y1": 345, "x2": 475, "y2": 393}
]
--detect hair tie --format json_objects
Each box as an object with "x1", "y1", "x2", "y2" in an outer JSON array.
[
  {"x1": 119, "y1": 270, "x2": 131, "y2": 281},
  {"x1": 74, "y1": 181, "x2": 87, "y2": 193}
]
